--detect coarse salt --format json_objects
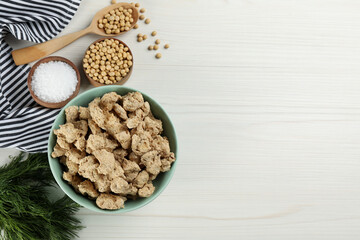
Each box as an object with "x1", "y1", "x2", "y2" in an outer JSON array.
[{"x1": 31, "y1": 61, "x2": 78, "y2": 103}]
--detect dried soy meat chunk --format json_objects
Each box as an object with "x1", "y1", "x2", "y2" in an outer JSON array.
[
  {"x1": 160, "y1": 152, "x2": 176, "y2": 172},
  {"x1": 122, "y1": 92, "x2": 144, "y2": 112},
  {"x1": 66, "y1": 147, "x2": 86, "y2": 164},
  {"x1": 140, "y1": 150, "x2": 162, "y2": 176},
  {"x1": 96, "y1": 193, "x2": 126, "y2": 210},
  {"x1": 51, "y1": 144, "x2": 67, "y2": 158},
  {"x1": 78, "y1": 156, "x2": 99, "y2": 182},
  {"x1": 65, "y1": 106, "x2": 79, "y2": 123},
  {"x1": 78, "y1": 180, "x2": 99, "y2": 199},
  {"x1": 79, "y1": 106, "x2": 90, "y2": 120},
  {"x1": 86, "y1": 133, "x2": 118, "y2": 154},
  {"x1": 128, "y1": 152, "x2": 141, "y2": 165},
  {"x1": 144, "y1": 116, "x2": 162, "y2": 136},
  {"x1": 110, "y1": 177, "x2": 131, "y2": 195},
  {"x1": 107, "y1": 160, "x2": 126, "y2": 180},
  {"x1": 100, "y1": 92, "x2": 122, "y2": 111},
  {"x1": 133, "y1": 170, "x2": 149, "y2": 188},
  {"x1": 92, "y1": 149, "x2": 116, "y2": 175},
  {"x1": 56, "y1": 136, "x2": 72, "y2": 150},
  {"x1": 152, "y1": 135, "x2": 171, "y2": 157},
  {"x1": 131, "y1": 131, "x2": 152, "y2": 156},
  {"x1": 138, "y1": 181, "x2": 155, "y2": 198},
  {"x1": 54, "y1": 123, "x2": 82, "y2": 144},
  {"x1": 121, "y1": 159, "x2": 141, "y2": 182},
  {"x1": 113, "y1": 103, "x2": 128, "y2": 120},
  {"x1": 89, "y1": 98, "x2": 107, "y2": 129},
  {"x1": 88, "y1": 119, "x2": 102, "y2": 135},
  {"x1": 62, "y1": 172, "x2": 82, "y2": 192},
  {"x1": 74, "y1": 136, "x2": 86, "y2": 152},
  {"x1": 94, "y1": 174, "x2": 111, "y2": 193},
  {"x1": 104, "y1": 113, "x2": 131, "y2": 149},
  {"x1": 113, "y1": 148, "x2": 128, "y2": 161},
  {"x1": 73, "y1": 120, "x2": 88, "y2": 136}
]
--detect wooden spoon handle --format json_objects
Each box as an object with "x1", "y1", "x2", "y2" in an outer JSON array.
[{"x1": 11, "y1": 28, "x2": 91, "y2": 65}]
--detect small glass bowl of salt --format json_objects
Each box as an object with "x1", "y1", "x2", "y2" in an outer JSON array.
[{"x1": 27, "y1": 56, "x2": 81, "y2": 109}]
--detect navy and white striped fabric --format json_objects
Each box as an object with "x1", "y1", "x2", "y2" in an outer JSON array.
[{"x1": 0, "y1": 0, "x2": 81, "y2": 152}]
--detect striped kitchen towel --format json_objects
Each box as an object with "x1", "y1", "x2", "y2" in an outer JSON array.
[{"x1": 0, "y1": 0, "x2": 82, "y2": 152}]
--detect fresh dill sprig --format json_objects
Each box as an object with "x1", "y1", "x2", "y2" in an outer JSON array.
[{"x1": 0, "y1": 153, "x2": 84, "y2": 240}]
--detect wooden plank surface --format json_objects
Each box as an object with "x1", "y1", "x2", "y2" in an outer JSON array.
[{"x1": 3, "y1": 0, "x2": 360, "y2": 239}]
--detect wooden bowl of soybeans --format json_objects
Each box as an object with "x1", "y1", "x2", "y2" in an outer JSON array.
[{"x1": 82, "y1": 38, "x2": 133, "y2": 87}]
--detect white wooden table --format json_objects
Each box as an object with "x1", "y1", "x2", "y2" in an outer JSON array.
[{"x1": 3, "y1": 0, "x2": 360, "y2": 239}]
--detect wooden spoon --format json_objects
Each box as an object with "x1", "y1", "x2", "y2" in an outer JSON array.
[
  {"x1": 27, "y1": 56, "x2": 81, "y2": 109},
  {"x1": 11, "y1": 2, "x2": 138, "y2": 66}
]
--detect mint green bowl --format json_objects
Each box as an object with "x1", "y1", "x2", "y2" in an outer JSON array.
[{"x1": 48, "y1": 86, "x2": 178, "y2": 213}]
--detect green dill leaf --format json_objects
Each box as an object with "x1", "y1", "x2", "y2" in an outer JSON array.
[{"x1": 0, "y1": 153, "x2": 84, "y2": 240}]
